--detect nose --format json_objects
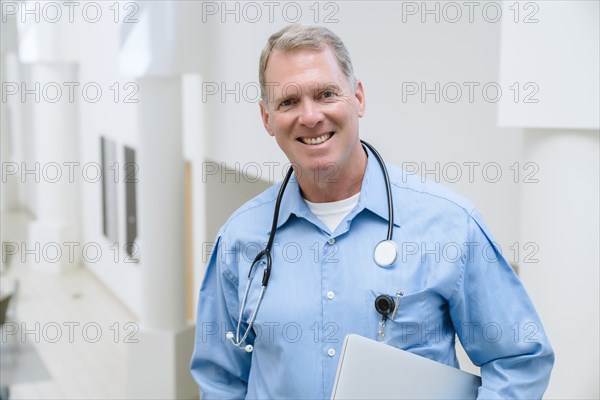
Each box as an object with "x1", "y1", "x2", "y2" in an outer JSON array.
[{"x1": 298, "y1": 99, "x2": 324, "y2": 128}]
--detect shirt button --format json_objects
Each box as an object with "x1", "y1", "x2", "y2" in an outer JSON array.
[
  {"x1": 327, "y1": 238, "x2": 335, "y2": 245},
  {"x1": 327, "y1": 348, "x2": 336, "y2": 357},
  {"x1": 326, "y1": 291, "x2": 335, "y2": 300}
]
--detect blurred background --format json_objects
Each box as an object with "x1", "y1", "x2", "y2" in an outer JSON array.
[{"x1": 0, "y1": 1, "x2": 598, "y2": 399}]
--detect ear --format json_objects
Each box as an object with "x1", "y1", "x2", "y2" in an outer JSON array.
[
  {"x1": 259, "y1": 100, "x2": 275, "y2": 137},
  {"x1": 354, "y1": 80, "x2": 366, "y2": 118}
]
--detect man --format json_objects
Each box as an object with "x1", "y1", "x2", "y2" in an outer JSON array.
[{"x1": 191, "y1": 24, "x2": 554, "y2": 399}]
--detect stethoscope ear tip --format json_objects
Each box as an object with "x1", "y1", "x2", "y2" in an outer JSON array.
[
  {"x1": 374, "y1": 240, "x2": 398, "y2": 268},
  {"x1": 245, "y1": 344, "x2": 254, "y2": 353},
  {"x1": 226, "y1": 331, "x2": 234, "y2": 340}
]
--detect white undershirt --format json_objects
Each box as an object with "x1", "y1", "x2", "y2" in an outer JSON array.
[{"x1": 304, "y1": 192, "x2": 361, "y2": 232}]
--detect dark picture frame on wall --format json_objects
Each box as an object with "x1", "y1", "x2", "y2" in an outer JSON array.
[
  {"x1": 100, "y1": 136, "x2": 118, "y2": 243},
  {"x1": 124, "y1": 145, "x2": 138, "y2": 258}
]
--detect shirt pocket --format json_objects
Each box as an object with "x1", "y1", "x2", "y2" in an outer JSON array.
[{"x1": 364, "y1": 289, "x2": 432, "y2": 351}]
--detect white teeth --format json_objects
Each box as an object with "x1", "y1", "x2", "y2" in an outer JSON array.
[{"x1": 301, "y1": 132, "x2": 332, "y2": 145}]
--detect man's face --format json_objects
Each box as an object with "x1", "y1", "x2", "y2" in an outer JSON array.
[{"x1": 260, "y1": 47, "x2": 365, "y2": 180}]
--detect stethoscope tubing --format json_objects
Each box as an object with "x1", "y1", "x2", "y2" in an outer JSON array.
[{"x1": 359, "y1": 141, "x2": 394, "y2": 242}]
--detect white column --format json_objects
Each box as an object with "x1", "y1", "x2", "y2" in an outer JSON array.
[
  {"x1": 25, "y1": 62, "x2": 80, "y2": 272},
  {"x1": 1, "y1": 17, "x2": 18, "y2": 215},
  {"x1": 13, "y1": 2, "x2": 84, "y2": 272},
  {"x1": 122, "y1": 3, "x2": 203, "y2": 398},
  {"x1": 2, "y1": 54, "x2": 24, "y2": 213},
  {"x1": 137, "y1": 76, "x2": 186, "y2": 331},
  {"x1": 1, "y1": 15, "x2": 30, "y2": 266},
  {"x1": 127, "y1": 76, "x2": 197, "y2": 400},
  {"x1": 519, "y1": 129, "x2": 599, "y2": 399}
]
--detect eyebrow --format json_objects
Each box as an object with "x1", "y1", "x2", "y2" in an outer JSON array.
[{"x1": 271, "y1": 81, "x2": 343, "y2": 104}]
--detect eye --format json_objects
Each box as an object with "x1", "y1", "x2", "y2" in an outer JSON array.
[
  {"x1": 320, "y1": 91, "x2": 337, "y2": 101},
  {"x1": 279, "y1": 98, "x2": 296, "y2": 109}
]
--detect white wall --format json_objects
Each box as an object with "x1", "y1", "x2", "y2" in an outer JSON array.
[
  {"x1": 498, "y1": 1, "x2": 600, "y2": 129},
  {"x1": 73, "y1": 10, "x2": 143, "y2": 314}
]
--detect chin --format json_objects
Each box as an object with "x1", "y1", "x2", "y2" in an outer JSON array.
[
  {"x1": 293, "y1": 158, "x2": 337, "y2": 182},
  {"x1": 308, "y1": 161, "x2": 337, "y2": 171}
]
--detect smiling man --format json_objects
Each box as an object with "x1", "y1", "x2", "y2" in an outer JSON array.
[{"x1": 191, "y1": 25, "x2": 554, "y2": 399}]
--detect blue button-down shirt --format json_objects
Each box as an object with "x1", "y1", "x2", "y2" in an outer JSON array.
[{"x1": 191, "y1": 147, "x2": 554, "y2": 399}]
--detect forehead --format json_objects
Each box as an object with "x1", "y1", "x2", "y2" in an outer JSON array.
[{"x1": 264, "y1": 47, "x2": 346, "y2": 88}]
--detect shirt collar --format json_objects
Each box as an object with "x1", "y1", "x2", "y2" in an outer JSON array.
[{"x1": 271, "y1": 144, "x2": 401, "y2": 232}]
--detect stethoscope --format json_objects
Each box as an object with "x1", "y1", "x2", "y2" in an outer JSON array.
[{"x1": 226, "y1": 140, "x2": 398, "y2": 352}]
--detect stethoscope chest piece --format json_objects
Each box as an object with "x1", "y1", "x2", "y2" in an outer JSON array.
[{"x1": 374, "y1": 239, "x2": 398, "y2": 268}]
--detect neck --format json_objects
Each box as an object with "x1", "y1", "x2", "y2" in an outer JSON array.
[{"x1": 297, "y1": 145, "x2": 368, "y2": 203}]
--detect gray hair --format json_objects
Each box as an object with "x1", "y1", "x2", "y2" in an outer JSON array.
[{"x1": 259, "y1": 24, "x2": 356, "y2": 103}]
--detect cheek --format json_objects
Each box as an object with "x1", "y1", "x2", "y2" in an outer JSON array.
[
  {"x1": 274, "y1": 135, "x2": 296, "y2": 157},
  {"x1": 272, "y1": 116, "x2": 294, "y2": 134},
  {"x1": 332, "y1": 103, "x2": 356, "y2": 122}
]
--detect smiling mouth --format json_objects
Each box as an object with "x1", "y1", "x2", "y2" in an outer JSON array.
[{"x1": 298, "y1": 132, "x2": 334, "y2": 145}]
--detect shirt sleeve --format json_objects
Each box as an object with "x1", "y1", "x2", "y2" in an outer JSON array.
[
  {"x1": 190, "y1": 236, "x2": 252, "y2": 400},
  {"x1": 449, "y1": 209, "x2": 554, "y2": 400}
]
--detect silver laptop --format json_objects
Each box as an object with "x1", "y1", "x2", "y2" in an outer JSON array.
[{"x1": 331, "y1": 334, "x2": 481, "y2": 399}]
